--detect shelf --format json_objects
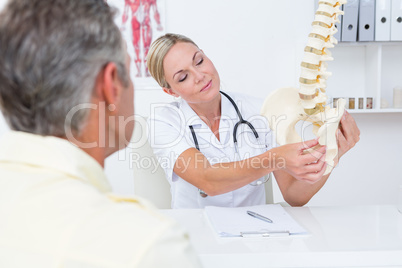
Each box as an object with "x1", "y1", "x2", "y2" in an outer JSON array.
[
  {"x1": 348, "y1": 108, "x2": 402, "y2": 114},
  {"x1": 337, "y1": 41, "x2": 402, "y2": 47},
  {"x1": 325, "y1": 42, "x2": 402, "y2": 113}
]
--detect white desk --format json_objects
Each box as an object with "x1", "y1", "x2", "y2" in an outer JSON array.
[{"x1": 162, "y1": 205, "x2": 402, "y2": 268}]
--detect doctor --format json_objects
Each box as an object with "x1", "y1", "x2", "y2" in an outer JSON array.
[{"x1": 146, "y1": 33, "x2": 360, "y2": 209}]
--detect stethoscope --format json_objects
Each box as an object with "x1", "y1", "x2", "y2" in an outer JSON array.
[{"x1": 189, "y1": 91, "x2": 271, "y2": 198}]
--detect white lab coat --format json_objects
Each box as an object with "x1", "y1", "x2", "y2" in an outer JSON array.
[{"x1": 148, "y1": 92, "x2": 275, "y2": 209}]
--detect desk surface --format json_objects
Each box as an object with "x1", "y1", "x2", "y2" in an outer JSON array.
[{"x1": 161, "y1": 205, "x2": 402, "y2": 268}]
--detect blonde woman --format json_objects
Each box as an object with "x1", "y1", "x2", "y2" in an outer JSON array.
[{"x1": 146, "y1": 33, "x2": 359, "y2": 209}]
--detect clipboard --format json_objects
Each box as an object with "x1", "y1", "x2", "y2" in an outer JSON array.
[
  {"x1": 204, "y1": 204, "x2": 308, "y2": 238},
  {"x1": 240, "y1": 231, "x2": 290, "y2": 237}
]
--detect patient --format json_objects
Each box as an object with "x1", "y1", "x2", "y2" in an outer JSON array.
[{"x1": 0, "y1": 1, "x2": 201, "y2": 267}]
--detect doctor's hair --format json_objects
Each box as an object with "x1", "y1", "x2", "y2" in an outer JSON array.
[
  {"x1": 146, "y1": 33, "x2": 198, "y2": 88},
  {"x1": 0, "y1": 0, "x2": 129, "y2": 137}
]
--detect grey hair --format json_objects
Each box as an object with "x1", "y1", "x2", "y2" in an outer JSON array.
[{"x1": 0, "y1": 0, "x2": 129, "y2": 137}]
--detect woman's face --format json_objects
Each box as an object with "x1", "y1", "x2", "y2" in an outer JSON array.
[{"x1": 162, "y1": 42, "x2": 220, "y2": 105}]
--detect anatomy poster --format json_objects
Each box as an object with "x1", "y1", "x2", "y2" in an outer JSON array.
[{"x1": 107, "y1": 0, "x2": 165, "y2": 89}]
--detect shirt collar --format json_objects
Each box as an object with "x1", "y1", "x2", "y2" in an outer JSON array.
[
  {"x1": 0, "y1": 131, "x2": 111, "y2": 193},
  {"x1": 179, "y1": 91, "x2": 239, "y2": 128}
]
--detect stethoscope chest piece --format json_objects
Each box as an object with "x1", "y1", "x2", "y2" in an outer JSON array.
[{"x1": 199, "y1": 189, "x2": 208, "y2": 198}]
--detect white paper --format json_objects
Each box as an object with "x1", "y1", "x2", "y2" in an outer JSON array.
[{"x1": 205, "y1": 204, "x2": 308, "y2": 237}]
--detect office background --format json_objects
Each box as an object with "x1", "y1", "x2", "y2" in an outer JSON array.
[{"x1": 0, "y1": 0, "x2": 401, "y2": 207}]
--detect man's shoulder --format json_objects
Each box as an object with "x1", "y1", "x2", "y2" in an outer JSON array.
[
  {"x1": 66, "y1": 192, "x2": 191, "y2": 266},
  {"x1": 49, "y1": 179, "x2": 175, "y2": 229},
  {"x1": 0, "y1": 176, "x2": 197, "y2": 267},
  {"x1": 31, "y1": 178, "x2": 186, "y2": 262}
]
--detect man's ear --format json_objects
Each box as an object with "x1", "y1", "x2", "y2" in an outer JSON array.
[
  {"x1": 162, "y1": 87, "x2": 179, "y2": 97},
  {"x1": 96, "y1": 62, "x2": 122, "y2": 109}
]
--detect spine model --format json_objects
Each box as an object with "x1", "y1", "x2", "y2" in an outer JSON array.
[
  {"x1": 261, "y1": 0, "x2": 347, "y2": 175},
  {"x1": 300, "y1": 0, "x2": 346, "y2": 114}
]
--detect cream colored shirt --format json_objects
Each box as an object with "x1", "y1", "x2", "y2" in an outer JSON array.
[{"x1": 0, "y1": 131, "x2": 202, "y2": 268}]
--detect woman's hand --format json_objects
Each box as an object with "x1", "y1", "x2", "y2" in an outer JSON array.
[
  {"x1": 273, "y1": 139, "x2": 327, "y2": 184},
  {"x1": 336, "y1": 110, "x2": 360, "y2": 161}
]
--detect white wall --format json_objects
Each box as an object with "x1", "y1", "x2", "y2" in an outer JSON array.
[{"x1": 1, "y1": 0, "x2": 401, "y2": 206}]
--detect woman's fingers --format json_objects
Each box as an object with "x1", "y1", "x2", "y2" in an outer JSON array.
[
  {"x1": 303, "y1": 153, "x2": 327, "y2": 173},
  {"x1": 278, "y1": 140, "x2": 328, "y2": 183},
  {"x1": 301, "y1": 162, "x2": 328, "y2": 184},
  {"x1": 340, "y1": 111, "x2": 360, "y2": 145},
  {"x1": 291, "y1": 151, "x2": 327, "y2": 183},
  {"x1": 298, "y1": 154, "x2": 328, "y2": 183},
  {"x1": 300, "y1": 139, "x2": 319, "y2": 151},
  {"x1": 281, "y1": 111, "x2": 360, "y2": 184},
  {"x1": 337, "y1": 129, "x2": 348, "y2": 150},
  {"x1": 302, "y1": 144, "x2": 326, "y2": 164},
  {"x1": 337, "y1": 111, "x2": 360, "y2": 158}
]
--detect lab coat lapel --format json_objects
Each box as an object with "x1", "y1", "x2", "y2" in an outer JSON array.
[
  {"x1": 179, "y1": 93, "x2": 240, "y2": 157},
  {"x1": 179, "y1": 98, "x2": 211, "y2": 151}
]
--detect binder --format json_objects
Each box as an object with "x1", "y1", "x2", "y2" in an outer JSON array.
[
  {"x1": 391, "y1": 0, "x2": 402, "y2": 40},
  {"x1": 375, "y1": 0, "x2": 392, "y2": 41},
  {"x1": 342, "y1": 0, "x2": 360, "y2": 41},
  {"x1": 334, "y1": 5, "x2": 344, "y2": 42},
  {"x1": 358, "y1": 0, "x2": 375, "y2": 41}
]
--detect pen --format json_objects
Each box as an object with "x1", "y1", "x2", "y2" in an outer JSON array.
[{"x1": 247, "y1": 210, "x2": 273, "y2": 223}]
